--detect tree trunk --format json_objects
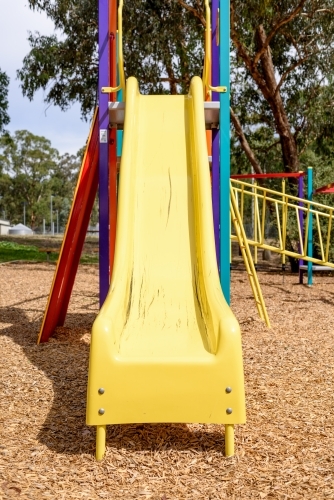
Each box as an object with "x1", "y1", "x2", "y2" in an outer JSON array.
[
  {"x1": 230, "y1": 14, "x2": 301, "y2": 173},
  {"x1": 255, "y1": 25, "x2": 299, "y2": 172},
  {"x1": 230, "y1": 107, "x2": 263, "y2": 174}
]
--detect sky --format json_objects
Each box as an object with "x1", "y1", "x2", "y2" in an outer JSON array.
[{"x1": 0, "y1": 0, "x2": 91, "y2": 155}]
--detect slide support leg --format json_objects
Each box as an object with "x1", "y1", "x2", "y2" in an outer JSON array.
[
  {"x1": 96, "y1": 425, "x2": 106, "y2": 461},
  {"x1": 225, "y1": 424, "x2": 234, "y2": 457}
]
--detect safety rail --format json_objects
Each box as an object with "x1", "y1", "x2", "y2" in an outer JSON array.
[
  {"x1": 203, "y1": 0, "x2": 211, "y2": 99},
  {"x1": 203, "y1": 0, "x2": 227, "y2": 99},
  {"x1": 230, "y1": 179, "x2": 334, "y2": 269}
]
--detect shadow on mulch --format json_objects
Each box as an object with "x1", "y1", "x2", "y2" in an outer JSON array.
[{"x1": 0, "y1": 306, "x2": 227, "y2": 458}]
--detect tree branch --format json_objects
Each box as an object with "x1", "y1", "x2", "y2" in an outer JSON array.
[
  {"x1": 253, "y1": 139, "x2": 281, "y2": 154},
  {"x1": 230, "y1": 107, "x2": 263, "y2": 174},
  {"x1": 275, "y1": 53, "x2": 316, "y2": 97},
  {"x1": 176, "y1": 0, "x2": 206, "y2": 27},
  {"x1": 253, "y1": 0, "x2": 308, "y2": 68},
  {"x1": 230, "y1": 4, "x2": 270, "y2": 96}
]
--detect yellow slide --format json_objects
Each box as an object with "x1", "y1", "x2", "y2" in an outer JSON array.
[{"x1": 86, "y1": 76, "x2": 245, "y2": 459}]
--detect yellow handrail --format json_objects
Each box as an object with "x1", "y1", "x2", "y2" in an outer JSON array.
[
  {"x1": 203, "y1": 1, "x2": 227, "y2": 97},
  {"x1": 118, "y1": 0, "x2": 126, "y2": 98},
  {"x1": 203, "y1": 0, "x2": 211, "y2": 99},
  {"x1": 101, "y1": 0, "x2": 126, "y2": 99},
  {"x1": 230, "y1": 184, "x2": 270, "y2": 327}
]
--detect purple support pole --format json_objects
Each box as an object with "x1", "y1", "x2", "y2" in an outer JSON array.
[
  {"x1": 212, "y1": 0, "x2": 220, "y2": 271},
  {"x1": 99, "y1": 0, "x2": 110, "y2": 305},
  {"x1": 298, "y1": 174, "x2": 304, "y2": 279}
]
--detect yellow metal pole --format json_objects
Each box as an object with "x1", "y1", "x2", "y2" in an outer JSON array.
[
  {"x1": 117, "y1": 0, "x2": 125, "y2": 97},
  {"x1": 230, "y1": 185, "x2": 271, "y2": 327},
  {"x1": 275, "y1": 201, "x2": 283, "y2": 250},
  {"x1": 203, "y1": 0, "x2": 211, "y2": 99},
  {"x1": 101, "y1": 0, "x2": 126, "y2": 98},
  {"x1": 96, "y1": 425, "x2": 106, "y2": 461},
  {"x1": 260, "y1": 190, "x2": 266, "y2": 246},
  {"x1": 240, "y1": 184, "x2": 244, "y2": 222},
  {"x1": 303, "y1": 208, "x2": 310, "y2": 258},
  {"x1": 325, "y1": 209, "x2": 333, "y2": 261},
  {"x1": 315, "y1": 212, "x2": 325, "y2": 261},
  {"x1": 225, "y1": 424, "x2": 234, "y2": 457}
]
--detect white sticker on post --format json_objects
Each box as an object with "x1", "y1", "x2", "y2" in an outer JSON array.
[{"x1": 100, "y1": 129, "x2": 108, "y2": 143}]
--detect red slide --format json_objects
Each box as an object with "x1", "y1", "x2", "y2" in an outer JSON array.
[{"x1": 38, "y1": 109, "x2": 99, "y2": 344}]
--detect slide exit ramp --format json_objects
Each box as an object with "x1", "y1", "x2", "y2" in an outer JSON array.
[{"x1": 86, "y1": 77, "x2": 246, "y2": 460}]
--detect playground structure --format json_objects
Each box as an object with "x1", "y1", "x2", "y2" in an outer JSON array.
[
  {"x1": 228, "y1": 166, "x2": 334, "y2": 327},
  {"x1": 38, "y1": 0, "x2": 247, "y2": 461},
  {"x1": 230, "y1": 174, "x2": 334, "y2": 280},
  {"x1": 231, "y1": 172, "x2": 305, "y2": 272},
  {"x1": 37, "y1": 0, "x2": 334, "y2": 461}
]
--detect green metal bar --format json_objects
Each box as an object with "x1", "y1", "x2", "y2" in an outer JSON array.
[{"x1": 219, "y1": 0, "x2": 230, "y2": 303}]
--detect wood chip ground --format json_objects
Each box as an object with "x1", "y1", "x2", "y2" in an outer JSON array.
[{"x1": 0, "y1": 262, "x2": 333, "y2": 499}]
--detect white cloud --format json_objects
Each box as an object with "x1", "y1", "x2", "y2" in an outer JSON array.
[{"x1": 0, "y1": 0, "x2": 91, "y2": 154}]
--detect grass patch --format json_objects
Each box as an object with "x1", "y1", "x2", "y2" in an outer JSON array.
[
  {"x1": 0, "y1": 241, "x2": 98, "y2": 264},
  {"x1": 79, "y1": 253, "x2": 99, "y2": 265}
]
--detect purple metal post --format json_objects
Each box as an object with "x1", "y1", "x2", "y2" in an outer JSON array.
[
  {"x1": 298, "y1": 173, "x2": 304, "y2": 282},
  {"x1": 99, "y1": 0, "x2": 110, "y2": 305},
  {"x1": 212, "y1": 0, "x2": 220, "y2": 271}
]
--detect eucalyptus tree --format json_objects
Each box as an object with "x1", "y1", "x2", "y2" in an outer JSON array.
[
  {"x1": 0, "y1": 69, "x2": 10, "y2": 134},
  {"x1": 230, "y1": 0, "x2": 334, "y2": 173},
  {"x1": 18, "y1": 0, "x2": 204, "y2": 117},
  {"x1": 0, "y1": 130, "x2": 59, "y2": 228},
  {"x1": 18, "y1": 0, "x2": 334, "y2": 174}
]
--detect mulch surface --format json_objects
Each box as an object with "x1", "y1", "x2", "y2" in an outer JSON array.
[{"x1": 0, "y1": 262, "x2": 333, "y2": 499}]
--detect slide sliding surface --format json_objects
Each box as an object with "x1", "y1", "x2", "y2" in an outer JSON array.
[{"x1": 87, "y1": 77, "x2": 245, "y2": 428}]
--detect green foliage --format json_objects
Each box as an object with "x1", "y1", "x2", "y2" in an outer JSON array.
[
  {"x1": 18, "y1": 0, "x2": 204, "y2": 117},
  {"x1": 18, "y1": 0, "x2": 98, "y2": 118},
  {"x1": 0, "y1": 130, "x2": 83, "y2": 230},
  {"x1": 0, "y1": 130, "x2": 58, "y2": 228},
  {"x1": 17, "y1": 0, "x2": 334, "y2": 178},
  {"x1": 231, "y1": 0, "x2": 334, "y2": 172},
  {"x1": 0, "y1": 68, "x2": 10, "y2": 134},
  {"x1": 123, "y1": 0, "x2": 204, "y2": 95}
]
